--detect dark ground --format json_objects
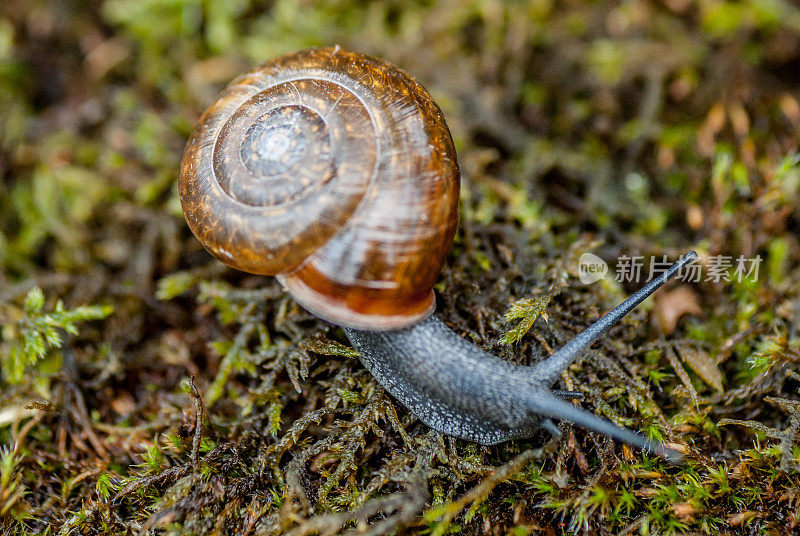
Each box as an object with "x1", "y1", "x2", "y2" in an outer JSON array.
[{"x1": 2, "y1": 1, "x2": 800, "y2": 534}]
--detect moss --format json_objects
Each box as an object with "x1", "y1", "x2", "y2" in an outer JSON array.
[{"x1": 2, "y1": 0, "x2": 800, "y2": 534}]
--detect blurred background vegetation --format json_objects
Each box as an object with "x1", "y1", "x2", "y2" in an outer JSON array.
[{"x1": 2, "y1": 0, "x2": 800, "y2": 534}]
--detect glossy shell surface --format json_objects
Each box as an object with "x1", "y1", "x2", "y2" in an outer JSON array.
[{"x1": 179, "y1": 47, "x2": 460, "y2": 329}]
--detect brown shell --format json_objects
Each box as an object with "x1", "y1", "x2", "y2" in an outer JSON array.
[{"x1": 179, "y1": 47, "x2": 460, "y2": 330}]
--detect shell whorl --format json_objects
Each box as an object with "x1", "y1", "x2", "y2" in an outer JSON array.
[{"x1": 179, "y1": 47, "x2": 460, "y2": 329}]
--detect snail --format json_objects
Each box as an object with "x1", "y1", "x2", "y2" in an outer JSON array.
[{"x1": 179, "y1": 47, "x2": 692, "y2": 463}]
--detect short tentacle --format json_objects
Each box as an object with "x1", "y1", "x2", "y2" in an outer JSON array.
[
  {"x1": 552, "y1": 390, "x2": 584, "y2": 401},
  {"x1": 541, "y1": 419, "x2": 562, "y2": 438}
]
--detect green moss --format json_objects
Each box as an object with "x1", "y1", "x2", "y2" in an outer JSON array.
[{"x1": 0, "y1": 287, "x2": 111, "y2": 385}]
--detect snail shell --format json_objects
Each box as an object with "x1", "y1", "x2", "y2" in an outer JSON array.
[{"x1": 179, "y1": 47, "x2": 460, "y2": 329}]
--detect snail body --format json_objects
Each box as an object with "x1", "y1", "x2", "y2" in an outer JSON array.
[
  {"x1": 347, "y1": 316, "x2": 646, "y2": 446},
  {"x1": 180, "y1": 47, "x2": 687, "y2": 462}
]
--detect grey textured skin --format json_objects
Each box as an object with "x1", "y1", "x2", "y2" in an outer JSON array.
[
  {"x1": 344, "y1": 252, "x2": 698, "y2": 463},
  {"x1": 347, "y1": 316, "x2": 550, "y2": 444}
]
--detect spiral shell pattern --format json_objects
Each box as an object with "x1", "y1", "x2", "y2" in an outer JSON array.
[{"x1": 179, "y1": 47, "x2": 460, "y2": 329}]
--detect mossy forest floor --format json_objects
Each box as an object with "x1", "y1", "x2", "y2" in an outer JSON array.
[{"x1": 2, "y1": 1, "x2": 800, "y2": 534}]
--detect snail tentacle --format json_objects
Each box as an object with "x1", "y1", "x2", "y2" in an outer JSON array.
[
  {"x1": 541, "y1": 419, "x2": 562, "y2": 438},
  {"x1": 551, "y1": 390, "x2": 584, "y2": 400}
]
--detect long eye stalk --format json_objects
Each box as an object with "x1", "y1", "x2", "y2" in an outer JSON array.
[{"x1": 530, "y1": 250, "x2": 698, "y2": 385}]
